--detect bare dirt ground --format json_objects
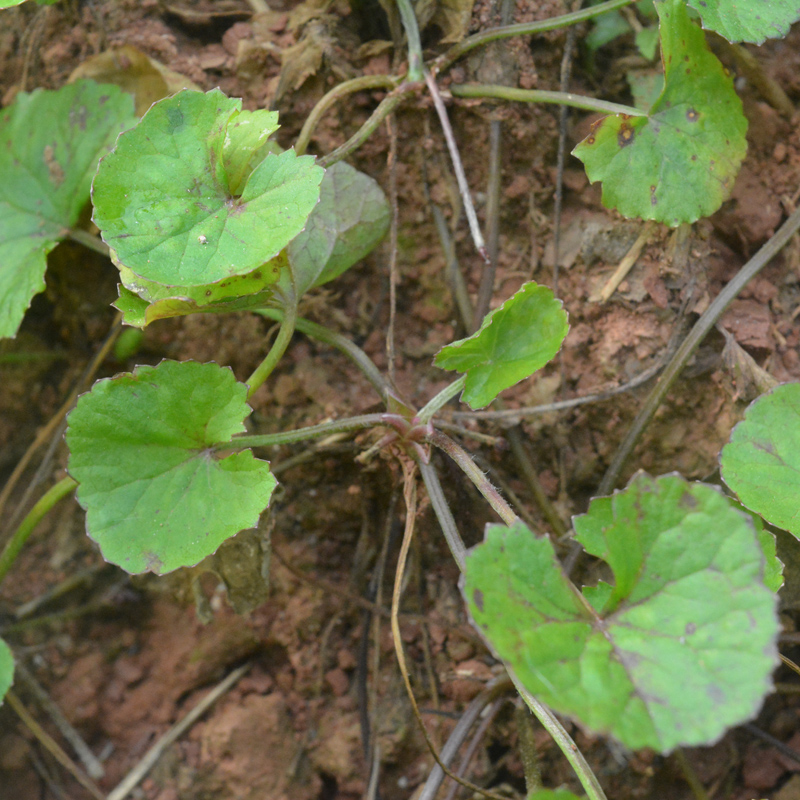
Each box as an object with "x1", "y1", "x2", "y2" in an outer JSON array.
[{"x1": 2, "y1": 1, "x2": 800, "y2": 799}]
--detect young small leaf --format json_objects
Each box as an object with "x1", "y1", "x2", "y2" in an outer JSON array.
[
  {"x1": 434, "y1": 282, "x2": 568, "y2": 409},
  {"x1": 572, "y1": 0, "x2": 747, "y2": 226},
  {"x1": 66, "y1": 360, "x2": 277, "y2": 575},
  {"x1": 0, "y1": 81, "x2": 134, "y2": 338},
  {"x1": 721, "y1": 383, "x2": 800, "y2": 538},
  {"x1": 92, "y1": 89, "x2": 324, "y2": 287},
  {"x1": 222, "y1": 109, "x2": 280, "y2": 196},
  {"x1": 280, "y1": 161, "x2": 390, "y2": 299},
  {"x1": 0, "y1": 638, "x2": 12, "y2": 703},
  {"x1": 686, "y1": 0, "x2": 800, "y2": 45},
  {"x1": 635, "y1": 26, "x2": 659, "y2": 60},
  {"x1": 463, "y1": 473, "x2": 779, "y2": 752}
]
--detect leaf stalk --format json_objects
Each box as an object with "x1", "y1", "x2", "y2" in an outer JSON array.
[
  {"x1": 0, "y1": 476, "x2": 78, "y2": 589},
  {"x1": 427, "y1": 430, "x2": 518, "y2": 526},
  {"x1": 224, "y1": 413, "x2": 391, "y2": 451},
  {"x1": 417, "y1": 375, "x2": 466, "y2": 423},
  {"x1": 246, "y1": 301, "x2": 298, "y2": 398},
  {"x1": 510, "y1": 669, "x2": 609, "y2": 800},
  {"x1": 450, "y1": 84, "x2": 645, "y2": 118}
]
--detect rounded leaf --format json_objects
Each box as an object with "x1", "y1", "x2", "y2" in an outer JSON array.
[
  {"x1": 463, "y1": 473, "x2": 779, "y2": 752},
  {"x1": 66, "y1": 360, "x2": 277, "y2": 575},
  {"x1": 721, "y1": 382, "x2": 800, "y2": 537},
  {"x1": 573, "y1": 0, "x2": 747, "y2": 226},
  {"x1": 434, "y1": 282, "x2": 568, "y2": 409},
  {"x1": 282, "y1": 161, "x2": 390, "y2": 298},
  {"x1": 92, "y1": 89, "x2": 323, "y2": 286}
]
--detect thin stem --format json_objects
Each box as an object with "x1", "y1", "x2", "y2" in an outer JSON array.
[
  {"x1": 223, "y1": 413, "x2": 389, "y2": 451},
  {"x1": 435, "y1": 0, "x2": 636, "y2": 73},
  {"x1": 418, "y1": 459, "x2": 468, "y2": 571},
  {"x1": 417, "y1": 676, "x2": 513, "y2": 800},
  {"x1": 387, "y1": 114, "x2": 400, "y2": 384},
  {"x1": 0, "y1": 314, "x2": 121, "y2": 535},
  {"x1": 6, "y1": 690, "x2": 105, "y2": 800},
  {"x1": 450, "y1": 84, "x2": 644, "y2": 117},
  {"x1": 474, "y1": 119, "x2": 503, "y2": 328},
  {"x1": 319, "y1": 90, "x2": 410, "y2": 168},
  {"x1": 451, "y1": 357, "x2": 664, "y2": 421},
  {"x1": 67, "y1": 228, "x2": 110, "y2": 257},
  {"x1": 598, "y1": 202, "x2": 800, "y2": 495},
  {"x1": 245, "y1": 301, "x2": 298, "y2": 398},
  {"x1": 391, "y1": 463, "x2": 507, "y2": 800},
  {"x1": 428, "y1": 430, "x2": 518, "y2": 526},
  {"x1": 417, "y1": 376, "x2": 466, "y2": 423},
  {"x1": 14, "y1": 661, "x2": 105, "y2": 779},
  {"x1": 0, "y1": 476, "x2": 77, "y2": 589},
  {"x1": 425, "y1": 70, "x2": 487, "y2": 260},
  {"x1": 305, "y1": 1, "x2": 635, "y2": 170},
  {"x1": 257, "y1": 309, "x2": 390, "y2": 403},
  {"x1": 295, "y1": 74, "x2": 400, "y2": 156},
  {"x1": 509, "y1": 670, "x2": 608, "y2": 800},
  {"x1": 395, "y1": 0, "x2": 424, "y2": 81}
]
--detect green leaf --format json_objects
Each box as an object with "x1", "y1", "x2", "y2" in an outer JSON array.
[
  {"x1": 92, "y1": 89, "x2": 324, "y2": 287},
  {"x1": 686, "y1": 0, "x2": 800, "y2": 44},
  {"x1": 0, "y1": 81, "x2": 135, "y2": 338},
  {"x1": 721, "y1": 383, "x2": 800, "y2": 538},
  {"x1": 572, "y1": 0, "x2": 747, "y2": 226},
  {"x1": 66, "y1": 360, "x2": 277, "y2": 575},
  {"x1": 586, "y1": 10, "x2": 631, "y2": 53},
  {"x1": 635, "y1": 26, "x2": 659, "y2": 60},
  {"x1": 627, "y1": 70, "x2": 664, "y2": 113},
  {"x1": 113, "y1": 286, "x2": 149, "y2": 327},
  {"x1": 222, "y1": 109, "x2": 280, "y2": 196},
  {"x1": 280, "y1": 161, "x2": 390, "y2": 299},
  {"x1": 113, "y1": 256, "x2": 282, "y2": 327},
  {"x1": 756, "y1": 523, "x2": 784, "y2": 594},
  {"x1": 722, "y1": 498, "x2": 783, "y2": 594},
  {"x1": 463, "y1": 473, "x2": 779, "y2": 752},
  {"x1": 0, "y1": 638, "x2": 13, "y2": 704},
  {"x1": 434, "y1": 282, "x2": 568, "y2": 409}
]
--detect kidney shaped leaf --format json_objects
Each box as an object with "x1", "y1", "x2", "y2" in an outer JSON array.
[
  {"x1": 463, "y1": 473, "x2": 779, "y2": 752},
  {"x1": 66, "y1": 360, "x2": 277, "y2": 575},
  {"x1": 92, "y1": 89, "x2": 324, "y2": 287},
  {"x1": 0, "y1": 80, "x2": 134, "y2": 338},
  {"x1": 721, "y1": 383, "x2": 800, "y2": 537},
  {"x1": 0, "y1": 638, "x2": 12, "y2": 704},
  {"x1": 572, "y1": 0, "x2": 747, "y2": 226},
  {"x1": 434, "y1": 282, "x2": 568, "y2": 409},
  {"x1": 280, "y1": 161, "x2": 390, "y2": 299},
  {"x1": 687, "y1": 0, "x2": 800, "y2": 44}
]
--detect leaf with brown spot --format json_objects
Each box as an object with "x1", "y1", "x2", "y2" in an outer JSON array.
[
  {"x1": 573, "y1": 0, "x2": 747, "y2": 226},
  {"x1": 462, "y1": 473, "x2": 779, "y2": 752}
]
